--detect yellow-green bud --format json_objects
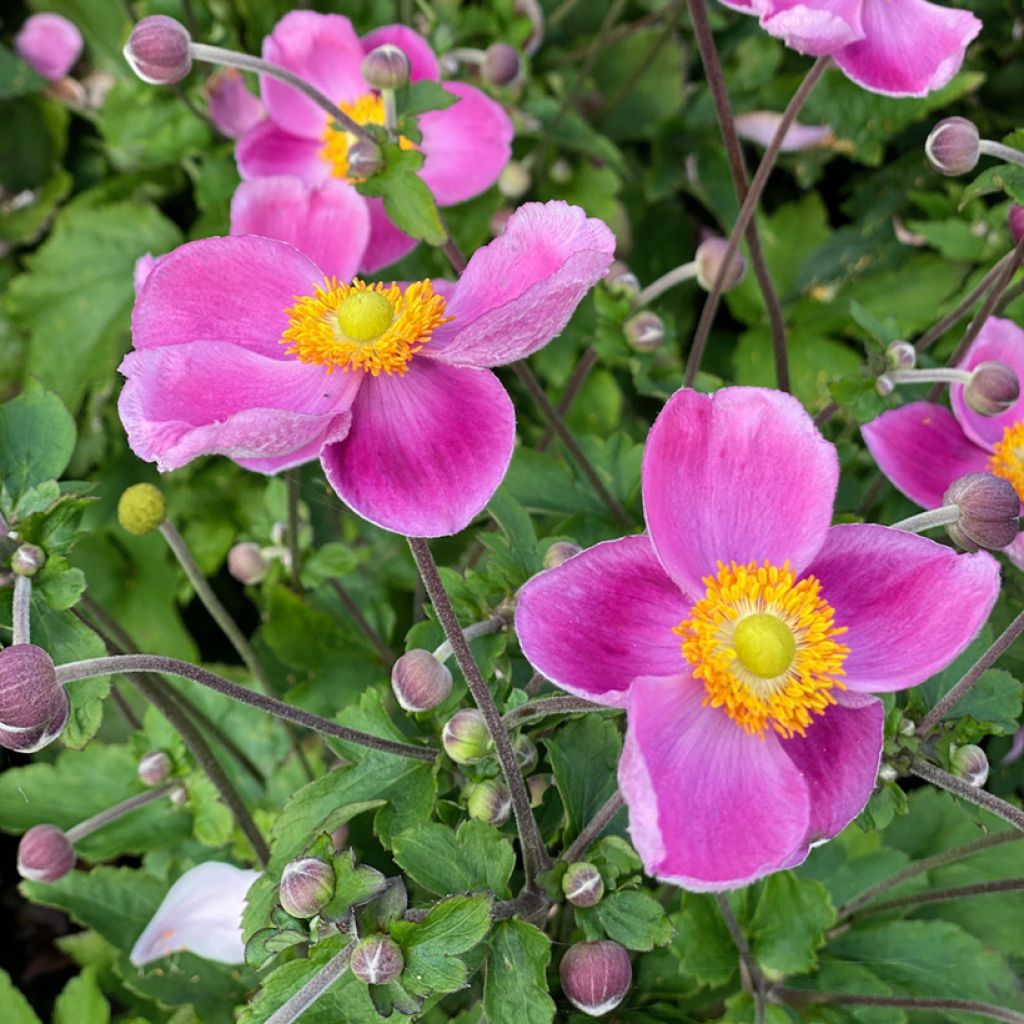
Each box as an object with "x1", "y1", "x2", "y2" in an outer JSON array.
[
  {"x1": 543, "y1": 541, "x2": 582, "y2": 570},
  {"x1": 442, "y1": 709, "x2": 492, "y2": 764},
  {"x1": 952, "y1": 744, "x2": 989, "y2": 787},
  {"x1": 467, "y1": 779, "x2": 511, "y2": 825},
  {"x1": 562, "y1": 861, "x2": 604, "y2": 907},
  {"x1": 118, "y1": 483, "x2": 166, "y2": 535}
]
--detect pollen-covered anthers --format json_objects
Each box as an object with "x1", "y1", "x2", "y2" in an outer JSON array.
[
  {"x1": 676, "y1": 560, "x2": 850, "y2": 739},
  {"x1": 990, "y1": 421, "x2": 1024, "y2": 501},
  {"x1": 282, "y1": 278, "x2": 452, "y2": 376},
  {"x1": 320, "y1": 93, "x2": 414, "y2": 180}
]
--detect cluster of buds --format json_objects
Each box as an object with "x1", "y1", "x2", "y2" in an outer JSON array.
[{"x1": 0, "y1": 645, "x2": 70, "y2": 753}]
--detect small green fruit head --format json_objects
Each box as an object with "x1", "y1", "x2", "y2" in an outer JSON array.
[
  {"x1": 442, "y1": 709, "x2": 492, "y2": 764},
  {"x1": 350, "y1": 935, "x2": 404, "y2": 985},
  {"x1": 391, "y1": 649, "x2": 453, "y2": 713},
  {"x1": 560, "y1": 940, "x2": 632, "y2": 1017},
  {"x1": 137, "y1": 750, "x2": 172, "y2": 786},
  {"x1": 952, "y1": 744, "x2": 989, "y2": 788},
  {"x1": 466, "y1": 779, "x2": 511, "y2": 826},
  {"x1": 17, "y1": 824, "x2": 75, "y2": 883},
  {"x1": 117, "y1": 483, "x2": 166, "y2": 535},
  {"x1": 562, "y1": 861, "x2": 604, "y2": 908},
  {"x1": 279, "y1": 857, "x2": 335, "y2": 919}
]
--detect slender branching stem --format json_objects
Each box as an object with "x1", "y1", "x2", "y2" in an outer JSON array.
[
  {"x1": 891, "y1": 505, "x2": 960, "y2": 533},
  {"x1": 537, "y1": 347, "x2": 599, "y2": 452},
  {"x1": 328, "y1": 579, "x2": 396, "y2": 666},
  {"x1": 633, "y1": 262, "x2": 697, "y2": 309},
  {"x1": 889, "y1": 368, "x2": 972, "y2": 386},
  {"x1": 910, "y1": 757, "x2": 1024, "y2": 832},
  {"x1": 561, "y1": 790, "x2": 625, "y2": 864},
  {"x1": 847, "y1": 877, "x2": 1024, "y2": 921},
  {"x1": 775, "y1": 989, "x2": 1024, "y2": 1024},
  {"x1": 432, "y1": 614, "x2": 508, "y2": 663},
  {"x1": 66, "y1": 784, "x2": 175, "y2": 843},
  {"x1": 978, "y1": 140, "x2": 1024, "y2": 167},
  {"x1": 717, "y1": 894, "x2": 768, "y2": 1024},
  {"x1": 503, "y1": 695, "x2": 604, "y2": 729},
  {"x1": 265, "y1": 942, "x2": 355, "y2": 1024},
  {"x1": 12, "y1": 575, "x2": 31, "y2": 645}
]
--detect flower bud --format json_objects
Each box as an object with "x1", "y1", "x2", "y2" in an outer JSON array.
[
  {"x1": 0, "y1": 644, "x2": 65, "y2": 733},
  {"x1": 17, "y1": 825, "x2": 75, "y2": 883},
  {"x1": 279, "y1": 857, "x2": 335, "y2": 919},
  {"x1": 528, "y1": 774, "x2": 550, "y2": 807},
  {"x1": 124, "y1": 16, "x2": 192, "y2": 85},
  {"x1": 498, "y1": 161, "x2": 531, "y2": 199},
  {"x1": 227, "y1": 542, "x2": 267, "y2": 585},
  {"x1": 392, "y1": 650, "x2": 453, "y2": 713},
  {"x1": 559, "y1": 940, "x2": 632, "y2": 1017},
  {"x1": 138, "y1": 751, "x2": 172, "y2": 787},
  {"x1": 482, "y1": 43, "x2": 522, "y2": 87},
  {"x1": 15, "y1": 13, "x2": 83, "y2": 81},
  {"x1": 1010, "y1": 205, "x2": 1024, "y2": 247},
  {"x1": 11, "y1": 544, "x2": 45, "y2": 577},
  {"x1": 925, "y1": 117, "x2": 980, "y2": 176},
  {"x1": 695, "y1": 237, "x2": 745, "y2": 291},
  {"x1": 878, "y1": 763, "x2": 899, "y2": 783},
  {"x1": 562, "y1": 861, "x2": 604, "y2": 908},
  {"x1": 875, "y1": 374, "x2": 895, "y2": 397},
  {"x1": 346, "y1": 140, "x2": 384, "y2": 179},
  {"x1": 466, "y1": 779, "x2": 511, "y2": 826},
  {"x1": 624, "y1": 312, "x2": 665, "y2": 353},
  {"x1": 964, "y1": 361, "x2": 1020, "y2": 416},
  {"x1": 442, "y1": 709, "x2": 491, "y2": 764},
  {"x1": 169, "y1": 784, "x2": 188, "y2": 805},
  {"x1": 361, "y1": 44, "x2": 410, "y2": 91},
  {"x1": 605, "y1": 261, "x2": 640, "y2": 297},
  {"x1": 117, "y1": 483, "x2": 166, "y2": 535},
  {"x1": 543, "y1": 542, "x2": 582, "y2": 570},
  {"x1": 513, "y1": 733, "x2": 538, "y2": 773},
  {"x1": 885, "y1": 341, "x2": 916, "y2": 371},
  {"x1": 944, "y1": 473, "x2": 1020, "y2": 552},
  {"x1": 952, "y1": 744, "x2": 989, "y2": 787},
  {"x1": 350, "y1": 935, "x2": 404, "y2": 985},
  {"x1": 550, "y1": 159, "x2": 573, "y2": 185}
]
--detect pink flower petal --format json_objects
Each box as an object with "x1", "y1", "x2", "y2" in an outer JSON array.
[
  {"x1": 360, "y1": 197, "x2": 419, "y2": 274},
  {"x1": 620, "y1": 674, "x2": 811, "y2": 891},
  {"x1": 205, "y1": 69, "x2": 264, "y2": 140},
  {"x1": 132, "y1": 235, "x2": 322, "y2": 358},
  {"x1": 515, "y1": 535, "x2": 689, "y2": 709},
  {"x1": 320, "y1": 360, "x2": 514, "y2": 536},
  {"x1": 15, "y1": 13, "x2": 82, "y2": 81},
  {"x1": 1007, "y1": 533, "x2": 1024, "y2": 571},
  {"x1": 419, "y1": 83, "x2": 514, "y2": 206},
  {"x1": 719, "y1": 0, "x2": 757, "y2": 10},
  {"x1": 862, "y1": 402, "x2": 990, "y2": 508},
  {"x1": 805, "y1": 523, "x2": 1000, "y2": 693},
  {"x1": 133, "y1": 253, "x2": 159, "y2": 294},
  {"x1": 734, "y1": 111, "x2": 833, "y2": 151},
  {"x1": 130, "y1": 862, "x2": 260, "y2": 966},
  {"x1": 230, "y1": 177, "x2": 370, "y2": 282},
  {"x1": 428, "y1": 201, "x2": 615, "y2": 368},
  {"x1": 753, "y1": 0, "x2": 865, "y2": 56},
  {"x1": 236, "y1": 118, "x2": 327, "y2": 184},
  {"x1": 119, "y1": 340, "x2": 359, "y2": 472},
  {"x1": 642, "y1": 387, "x2": 838, "y2": 599},
  {"x1": 361, "y1": 25, "x2": 440, "y2": 82},
  {"x1": 832, "y1": 0, "x2": 981, "y2": 98}
]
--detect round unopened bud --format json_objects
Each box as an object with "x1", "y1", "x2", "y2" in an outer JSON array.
[
  {"x1": 875, "y1": 374, "x2": 896, "y2": 397},
  {"x1": 944, "y1": 472, "x2": 1020, "y2": 552},
  {"x1": 886, "y1": 341, "x2": 916, "y2": 371},
  {"x1": 898, "y1": 716, "x2": 917, "y2": 737},
  {"x1": 560, "y1": 940, "x2": 632, "y2": 1017},
  {"x1": 124, "y1": 16, "x2": 192, "y2": 85},
  {"x1": 562, "y1": 861, "x2": 605, "y2": 908},
  {"x1": 11, "y1": 544, "x2": 45, "y2": 577},
  {"x1": 605, "y1": 261, "x2": 640, "y2": 297},
  {"x1": 227, "y1": 542, "x2": 267, "y2": 585},
  {"x1": 442, "y1": 709, "x2": 491, "y2": 764},
  {"x1": 550, "y1": 158, "x2": 573, "y2": 185},
  {"x1": 624, "y1": 312, "x2": 665, "y2": 353},
  {"x1": 0, "y1": 644, "x2": 65, "y2": 733},
  {"x1": 391, "y1": 650, "x2": 453, "y2": 713},
  {"x1": 138, "y1": 751, "x2": 172, "y2": 787},
  {"x1": 878, "y1": 763, "x2": 899, "y2": 783},
  {"x1": 17, "y1": 825, "x2": 75, "y2": 883},
  {"x1": 513, "y1": 733, "x2": 538, "y2": 773},
  {"x1": 1010, "y1": 205, "x2": 1024, "y2": 246},
  {"x1": 169, "y1": 784, "x2": 188, "y2": 805},
  {"x1": 925, "y1": 117, "x2": 980, "y2": 176},
  {"x1": 528, "y1": 774, "x2": 550, "y2": 807},
  {"x1": 695, "y1": 237, "x2": 745, "y2": 291},
  {"x1": 952, "y1": 744, "x2": 989, "y2": 787},
  {"x1": 466, "y1": 779, "x2": 511, "y2": 825},
  {"x1": 279, "y1": 857, "x2": 335, "y2": 919},
  {"x1": 964, "y1": 361, "x2": 1020, "y2": 416},
  {"x1": 117, "y1": 483, "x2": 166, "y2": 535},
  {"x1": 543, "y1": 542, "x2": 582, "y2": 570},
  {"x1": 361, "y1": 44, "x2": 410, "y2": 91},
  {"x1": 350, "y1": 935, "x2": 404, "y2": 985},
  {"x1": 347, "y1": 140, "x2": 384, "y2": 179},
  {"x1": 498, "y1": 161, "x2": 531, "y2": 199},
  {"x1": 482, "y1": 43, "x2": 521, "y2": 87}
]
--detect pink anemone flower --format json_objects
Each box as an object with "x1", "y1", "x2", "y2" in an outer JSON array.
[
  {"x1": 235, "y1": 11, "x2": 514, "y2": 274},
  {"x1": 119, "y1": 201, "x2": 614, "y2": 537},
  {"x1": 15, "y1": 13, "x2": 83, "y2": 81},
  {"x1": 720, "y1": 0, "x2": 981, "y2": 97},
  {"x1": 516, "y1": 387, "x2": 999, "y2": 890},
  {"x1": 863, "y1": 317, "x2": 1024, "y2": 568}
]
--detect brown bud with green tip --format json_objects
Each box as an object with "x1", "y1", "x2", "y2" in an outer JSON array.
[
  {"x1": 391, "y1": 650, "x2": 452, "y2": 713},
  {"x1": 560, "y1": 940, "x2": 632, "y2": 1017},
  {"x1": 350, "y1": 935, "x2": 404, "y2": 985},
  {"x1": 18, "y1": 825, "x2": 75, "y2": 883},
  {"x1": 279, "y1": 857, "x2": 335, "y2": 918},
  {"x1": 944, "y1": 473, "x2": 1020, "y2": 552},
  {"x1": 562, "y1": 861, "x2": 604, "y2": 908}
]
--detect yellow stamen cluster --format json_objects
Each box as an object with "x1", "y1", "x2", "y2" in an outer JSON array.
[
  {"x1": 320, "y1": 93, "x2": 415, "y2": 180},
  {"x1": 676, "y1": 560, "x2": 850, "y2": 739},
  {"x1": 282, "y1": 278, "x2": 453, "y2": 376},
  {"x1": 990, "y1": 421, "x2": 1024, "y2": 501}
]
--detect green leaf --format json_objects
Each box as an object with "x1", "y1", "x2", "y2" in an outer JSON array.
[
  {"x1": 671, "y1": 894, "x2": 738, "y2": 988},
  {"x1": 188, "y1": 776, "x2": 236, "y2": 848},
  {"x1": 0, "y1": 969, "x2": 41, "y2": 1024},
  {"x1": 483, "y1": 920, "x2": 555, "y2": 1024},
  {"x1": 357, "y1": 148, "x2": 446, "y2": 244},
  {"x1": 746, "y1": 874, "x2": 835, "y2": 980},
  {"x1": 400, "y1": 80, "x2": 460, "y2": 118},
  {"x1": 0, "y1": 43, "x2": 44, "y2": 99},
  {"x1": 0, "y1": 382, "x2": 75, "y2": 505},
  {"x1": 785, "y1": 959, "x2": 906, "y2": 1024},
  {"x1": 53, "y1": 967, "x2": 110, "y2": 1024},
  {"x1": 960, "y1": 164, "x2": 1024, "y2": 207},
  {"x1": 321, "y1": 851, "x2": 388, "y2": 920},
  {"x1": 578, "y1": 889, "x2": 673, "y2": 951}
]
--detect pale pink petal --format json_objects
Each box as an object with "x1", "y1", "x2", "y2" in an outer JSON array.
[
  {"x1": 206, "y1": 69, "x2": 264, "y2": 140},
  {"x1": 515, "y1": 536, "x2": 689, "y2": 709},
  {"x1": 832, "y1": 0, "x2": 981, "y2": 98},
  {"x1": 621, "y1": 674, "x2": 811, "y2": 891},
  {"x1": 419, "y1": 83, "x2": 514, "y2": 206},
  {"x1": 361, "y1": 25, "x2": 440, "y2": 81},
  {"x1": 15, "y1": 14, "x2": 82, "y2": 81},
  {"x1": 805, "y1": 523, "x2": 1000, "y2": 693},
  {"x1": 734, "y1": 111, "x2": 833, "y2": 151},
  {"x1": 118, "y1": 340, "x2": 359, "y2": 472},
  {"x1": 642, "y1": 387, "x2": 839, "y2": 599},
  {"x1": 719, "y1": 0, "x2": 757, "y2": 10},
  {"x1": 133, "y1": 253, "x2": 159, "y2": 294},
  {"x1": 130, "y1": 863, "x2": 260, "y2": 966},
  {"x1": 753, "y1": 0, "x2": 865, "y2": 56},
  {"x1": 230, "y1": 177, "x2": 370, "y2": 282},
  {"x1": 235, "y1": 118, "x2": 328, "y2": 184},
  {"x1": 360, "y1": 197, "x2": 419, "y2": 274},
  {"x1": 1007, "y1": 533, "x2": 1024, "y2": 570},
  {"x1": 427, "y1": 201, "x2": 615, "y2": 368},
  {"x1": 320, "y1": 360, "x2": 514, "y2": 537},
  {"x1": 132, "y1": 235, "x2": 322, "y2": 358}
]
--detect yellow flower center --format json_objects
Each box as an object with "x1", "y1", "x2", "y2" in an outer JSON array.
[
  {"x1": 281, "y1": 278, "x2": 453, "y2": 376},
  {"x1": 675, "y1": 560, "x2": 850, "y2": 739},
  {"x1": 320, "y1": 93, "x2": 415, "y2": 181},
  {"x1": 990, "y1": 421, "x2": 1024, "y2": 501}
]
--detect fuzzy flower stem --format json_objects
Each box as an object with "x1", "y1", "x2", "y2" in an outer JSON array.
[
  {"x1": 685, "y1": 56, "x2": 830, "y2": 388},
  {"x1": 265, "y1": 942, "x2": 355, "y2": 1024},
  {"x1": 918, "y1": 607, "x2": 1024, "y2": 738},
  {"x1": 978, "y1": 140, "x2": 1024, "y2": 168},
  {"x1": 910, "y1": 757, "x2": 1024, "y2": 832},
  {"x1": 328, "y1": 579, "x2": 396, "y2": 666},
  {"x1": 889, "y1": 368, "x2": 972, "y2": 386},
  {"x1": 537, "y1": 347, "x2": 599, "y2": 452},
  {"x1": 382, "y1": 89, "x2": 398, "y2": 139},
  {"x1": 407, "y1": 537, "x2": 551, "y2": 886},
  {"x1": 502, "y1": 695, "x2": 604, "y2": 729},
  {"x1": 54, "y1": 654, "x2": 438, "y2": 762},
  {"x1": 432, "y1": 614, "x2": 507, "y2": 663},
  {"x1": 285, "y1": 467, "x2": 302, "y2": 589},
  {"x1": 775, "y1": 989, "x2": 1024, "y2": 1024},
  {"x1": 12, "y1": 574, "x2": 31, "y2": 645},
  {"x1": 633, "y1": 262, "x2": 697, "y2": 308},
  {"x1": 845, "y1": 877, "x2": 1024, "y2": 921},
  {"x1": 717, "y1": 894, "x2": 768, "y2": 1024},
  {"x1": 560, "y1": 789, "x2": 625, "y2": 864},
  {"x1": 65, "y1": 783, "x2": 176, "y2": 843},
  {"x1": 890, "y1": 505, "x2": 960, "y2": 533}
]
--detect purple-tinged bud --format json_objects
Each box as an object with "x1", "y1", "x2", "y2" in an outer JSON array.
[
  {"x1": 17, "y1": 825, "x2": 75, "y2": 883},
  {"x1": 925, "y1": 117, "x2": 980, "y2": 176},
  {"x1": 952, "y1": 744, "x2": 989, "y2": 787},
  {"x1": 886, "y1": 341, "x2": 916, "y2": 371},
  {"x1": 1010, "y1": 205, "x2": 1024, "y2": 246},
  {"x1": 466, "y1": 779, "x2": 511, "y2": 825},
  {"x1": 560, "y1": 940, "x2": 632, "y2": 1017},
  {"x1": 169, "y1": 784, "x2": 188, "y2": 806},
  {"x1": 227, "y1": 542, "x2": 267, "y2": 585},
  {"x1": 624, "y1": 312, "x2": 665, "y2": 353},
  {"x1": 965, "y1": 361, "x2": 1020, "y2": 417},
  {"x1": 331, "y1": 824, "x2": 349, "y2": 851},
  {"x1": 605, "y1": 261, "x2": 640, "y2": 297},
  {"x1": 562, "y1": 862, "x2": 604, "y2": 908},
  {"x1": 124, "y1": 16, "x2": 193, "y2": 85},
  {"x1": 878, "y1": 763, "x2": 899, "y2": 783},
  {"x1": 11, "y1": 544, "x2": 45, "y2": 577},
  {"x1": 498, "y1": 162, "x2": 531, "y2": 199},
  {"x1": 695, "y1": 237, "x2": 745, "y2": 291},
  {"x1": 482, "y1": 43, "x2": 522, "y2": 87},
  {"x1": 944, "y1": 473, "x2": 1019, "y2": 552},
  {"x1": 361, "y1": 44, "x2": 410, "y2": 91},
  {"x1": 392, "y1": 650, "x2": 453, "y2": 713},
  {"x1": 0, "y1": 644, "x2": 64, "y2": 732},
  {"x1": 350, "y1": 935, "x2": 404, "y2": 985},
  {"x1": 15, "y1": 14, "x2": 83, "y2": 81},
  {"x1": 138, "y1": 751, "x2": 172, "y2": 787},
  {"x1": 442, "y1": 709, "x2": 491, "y2": 764},
  {"x1": 513, "y1": 733, "x2": 538, "y2": 773},
  {"x1": 347, "y1": 140, "x2": 384, "y2": 179},
  {"x1": 543, "y1": 542, "x2": 582, "y2": 570},
  {"x1": 528, "y1": 774, "x2": 549, "y2": 807},
  {"x1": 279, "y1": 857, "x2": 335, "y2": 919},
  {"x1": 0, "y1": 691, "x2": 70, "y2": 754},
  {"x1": 875, "y1": 374, "x2": 895, "y2": 397},
  {"x1": 117, "y1": 483, "x2": 166, "y2": 536}
]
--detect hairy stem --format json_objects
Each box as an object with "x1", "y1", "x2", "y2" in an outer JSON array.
[
  {"x1": 432, "y1": 614, "x2": 507, "y2": 663},
  {"x1": 910, "y1": 757, "x2": 1024, "y2": 832},
  {"x1": 66, "y1": 784, "x2": 175, "y2": 843},
  {"x1": 776, "y1": 989, "x2": 1024, "y2": 1024},
  {"x1": 502, "y1": 695, "x2": 604, "y2": 729},
  {"x1": 12, "y1": 574, "x2": 31, "y2": 645},
  {"x1": 265, "y1": 942, "x2": 355, "y2": 1024},
  {"x1": 717, "y1": 893, "x2": 767, "y2": 1024},
  {"x1": 634, "y1": 261, "x2": 697, "y2": 309},
  {"x1": 848, "y1": 877, "x2": 1024, "y2": 920},
  {"x1": 561, "y1": 790, "x2": 625, "y2": 864},
  {"x1": 891, "y1": 505, "x2": 959, "y2": 533},
  {"x1": 537, "y1": 347, "x2": 600, "y2": 452},
  {"x1": 328, "y1": 579, "x2": 396, "y2": 666}
]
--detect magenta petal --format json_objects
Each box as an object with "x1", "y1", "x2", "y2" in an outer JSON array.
[
  {"x1": 643, "y1": 387, "x2": 839, "y2": 598},
  {"x1": 359, "y1": 197, "x2": 419, "y2": 275},
  {"x1": 206, "y1": 69, "x2": 264, "y2": 140},
  {"x1": 428, "y1": 201, "x2": 615, "y2": 368},
  {"x1": 515, "y1": 535, "x2": 688, "y2": 708},
  {"x1": 15, "y1": 13, "x2": 82, "y2": 81},
  {"x1": 235, "y1": 119, "x2": 327, "y2": 184},
  {"x1": 862, "y1": 402, "x2": 990, "y2": 509},
  {"x1": 320, "y1": 360, "x2": 514, "y2": 537},
  {"x1": 1006, "y1": 533, "x2": 1024, "y2": 571},
  {"x1": 719, "y1": 0, "x2": 757, "y2": 10},
  {"x1": 832, "y1": 0, "x2": 981, "y2": 98},
  {"x1": 361, "y1": 25, "x2": 439, "y2": 82},
  {"x1": 806, "y1": 523, "x2": 1000, "y2": 693},
  {"x1": 230, "y1": 177, "x2": 370, "y2": 282},
  {"x1": 418, "y1": 83, "x2": 514, "y2": 206},
  {"x1": 621, "y1": 675, "x2": 811, "y2": 891},
  {"x1": 754, "y1": 0, "x2": 865, "y2": 56}
]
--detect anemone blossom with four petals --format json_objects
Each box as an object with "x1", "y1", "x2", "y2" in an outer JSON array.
[{"x1": 516, "y1": 387, "x2": 999, "y2": 890}]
